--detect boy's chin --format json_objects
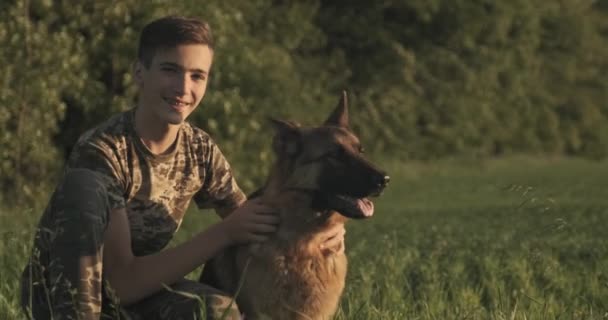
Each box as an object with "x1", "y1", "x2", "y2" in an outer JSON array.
[
  {"x1": 166, "y1": 115, "x2": 186, "y2": 125},
  {"x1": 160, "y1": 109, "x2": 188, "y2": 125}
]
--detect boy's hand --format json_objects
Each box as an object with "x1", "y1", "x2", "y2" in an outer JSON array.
[
  {"x1": 319, "y1": 224, "x2": 346, "y2": 255},
  {"x1": 220, "y1": 198, "x2": 280, "y2": 244}
]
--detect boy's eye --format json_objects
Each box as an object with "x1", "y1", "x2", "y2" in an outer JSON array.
[
  {"x1": 359, "y1": 146, "x2": 365, "y2": 154},
  {"x1": 193, "y1": 74, "x2": 206, "y2": 81}
]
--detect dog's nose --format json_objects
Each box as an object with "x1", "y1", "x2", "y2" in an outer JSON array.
[
  {"x1": 375, "y1": 174, "x2": 390, "y2": 189},
  {"x1": 383, "y1": 175, "x2": 390, "y2": 185}
]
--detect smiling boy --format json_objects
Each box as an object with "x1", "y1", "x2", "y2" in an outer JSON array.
[{"x1": 20, "y1": 16, "x2": 345, "y2": 319}]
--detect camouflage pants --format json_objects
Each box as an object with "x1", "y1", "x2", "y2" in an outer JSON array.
[{"x1": 20, "y1": 169, "x2": 240, "y2": 319}]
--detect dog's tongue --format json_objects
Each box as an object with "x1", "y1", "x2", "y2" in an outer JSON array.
[{"x1": 357, "y1": 198, "x2": 374, "y2": 217}]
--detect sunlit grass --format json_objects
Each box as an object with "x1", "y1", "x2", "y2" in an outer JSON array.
[
  {"x1": 337, "y1": 156, "x2": 608, "y2": 319},
  {"x1": 1, "y1": 157, "x2": 607, "y2": 319}
]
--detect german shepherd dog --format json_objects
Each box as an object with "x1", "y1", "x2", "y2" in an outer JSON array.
[{"x1": 200, "y1": 92, "x2": 389, "y2": 319}]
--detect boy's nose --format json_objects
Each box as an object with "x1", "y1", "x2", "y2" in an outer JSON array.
[{"x1": 173, "y1": 75, "x2": 191, "y2": 95}]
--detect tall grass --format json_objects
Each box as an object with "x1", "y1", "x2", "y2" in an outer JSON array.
[
  {"x1": 1, "y1": 157, "x2": 607, "y2": 319},
  {"x1": 335, "y1": 157, "x2": 608, "y2": 319}
]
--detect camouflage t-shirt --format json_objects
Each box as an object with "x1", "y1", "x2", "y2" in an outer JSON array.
[{"x1": 67, "y1": 108, "x2": 246, "y2": 256}]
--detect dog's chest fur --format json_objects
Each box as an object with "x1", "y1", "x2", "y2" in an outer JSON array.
[
  {"x1": 239, "y1": 237, "x2": 347, "y2": 319},
  {"x1": 206, "y1": 196, "x2": 349, "y2": 319}
]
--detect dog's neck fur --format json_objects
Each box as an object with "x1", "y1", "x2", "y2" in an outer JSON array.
[{"x1": 259, "y1": 158, "x2": 338, "y2": 252}]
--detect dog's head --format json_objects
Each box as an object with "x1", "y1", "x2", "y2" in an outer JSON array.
[{"x1": 269, "y1": 92, "x2": 389, "y2": 219}]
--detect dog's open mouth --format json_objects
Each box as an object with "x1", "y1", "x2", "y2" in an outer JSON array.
[{"x1": 325, "y1": 194, "x2": 374, "y2": 219}]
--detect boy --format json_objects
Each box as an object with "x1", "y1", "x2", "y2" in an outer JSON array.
[{"x1": 20, "y1": 15, "x2": 345, "y2": 319}]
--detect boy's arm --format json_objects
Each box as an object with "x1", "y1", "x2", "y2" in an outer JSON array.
[
  {"x1": 103, "y1": 199, "x2": 277, "y2": 305},
  {"x1": 102, "y1": 207, "x2": 230, "y2": 305},
  {"x1": 214, "y1": 200, "x2": 243, "y2": 219}
]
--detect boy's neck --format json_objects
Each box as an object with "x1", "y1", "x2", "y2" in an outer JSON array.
[{"x1": 134, "y1": 107, "x2": 181, "y2": 155}]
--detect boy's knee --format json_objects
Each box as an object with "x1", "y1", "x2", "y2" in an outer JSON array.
[
  {"x1": 168, "y1": 282, "x2": 241, "y2": 320},
  {"x1": 48, "y1": 169, "x2": 111, "y2": 251},
  {"x1": 55, "y1": 169, "x2": 110, "y2": 222},
  {"x1": 61, "y1": 168, "x2": 108, "y2": 198},
  {"x1": 204, "y1": 293, "x2": 241, "y2": 320}
]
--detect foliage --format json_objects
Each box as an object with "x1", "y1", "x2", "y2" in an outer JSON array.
[
  {"x1": 0, "y1": 0, "x2": 607, "y2": 203},
  {"x1": 316, "y1": 0, "x2": 608, "y2": 160}
]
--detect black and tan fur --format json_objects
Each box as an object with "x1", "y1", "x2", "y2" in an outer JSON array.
[{"x1": 200, "y1": 92, "x2": 389, "y2": 319}]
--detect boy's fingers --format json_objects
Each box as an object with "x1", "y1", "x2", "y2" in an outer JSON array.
[
  {"x1": 257, "y1": 206, "x2": 279, "y2": 215},
  {"x1": 253, "y1": 214, "x2": 280, "y2": 224},
  {"x1": 248, "y1": 233, "x2": 270, "y2": 243},
  {"x1": 246, "y1": 200, "x2": 278, "y2": 214},
  {"x1": 251, "y1": 224, "x2": 277, "y2": 234}
]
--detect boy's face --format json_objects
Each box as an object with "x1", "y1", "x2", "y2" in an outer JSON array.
[{"x1": 135, "y1": 44, "x2": 213, "y2": 125}]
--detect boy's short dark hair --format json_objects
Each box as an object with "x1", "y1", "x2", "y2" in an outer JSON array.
[{"x1": 138, "y1": 16, "x2": 214, "y2": 68}]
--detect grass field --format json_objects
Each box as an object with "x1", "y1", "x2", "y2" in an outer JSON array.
[{"x1": 1, "y1": 157, "x2": 607, "y2": 319}]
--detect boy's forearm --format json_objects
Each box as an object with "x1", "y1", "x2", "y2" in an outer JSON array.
[
  {"x1": 110, "y1": 222, "x2": 231, "y2": 305},
  {"x1": 215, "y1": 200, "x2": 244, "y2": 219}
]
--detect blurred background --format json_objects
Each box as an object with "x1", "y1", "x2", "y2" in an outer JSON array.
[
  {"x1": 2, "y1": 1, "x2": 608, "y2": 318},
  {"x1": 1, "y1": 0, "x2": 607, "y2": 202}
]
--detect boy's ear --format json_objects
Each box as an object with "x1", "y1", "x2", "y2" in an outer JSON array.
[
  {"x1": 133, "y1": 61, "x2": 144, "y2": 87},
  {"x1": 324, "y1": 90, "x2": 349, "y2": 128},
  {"x1": 269, "y1": 118, "x2": 301, "y2": 157}
]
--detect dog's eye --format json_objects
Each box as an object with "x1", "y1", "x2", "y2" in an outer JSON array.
[
  {"x1": 328, "y1": 147, "x2": 345, "y2": 159},
  {"x1": 358, "y1": 146, "x2": 365, "y2": 154}
]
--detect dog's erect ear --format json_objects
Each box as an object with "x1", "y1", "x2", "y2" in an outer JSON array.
[
  {"x1": 269, "y1": 118, "x2": 301, "y2": 156},
  {"x1": 269, "y1": 118, "x2": 300, "y2": 134},
  {"x1": 324, "y1": 91, "x2": 349, "y2": 128}
]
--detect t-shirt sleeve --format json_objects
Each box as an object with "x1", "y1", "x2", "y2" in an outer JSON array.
[
  {"x1": 66, "y1": 139, "x2": 127, "y2": 210},
  {"x1": 194, "y1": 141, "x2": 246, "y2": 212}
]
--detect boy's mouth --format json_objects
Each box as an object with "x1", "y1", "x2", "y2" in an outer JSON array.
[{"x1": 164, "y1": 97, "x2": 191, "y2": 110}]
